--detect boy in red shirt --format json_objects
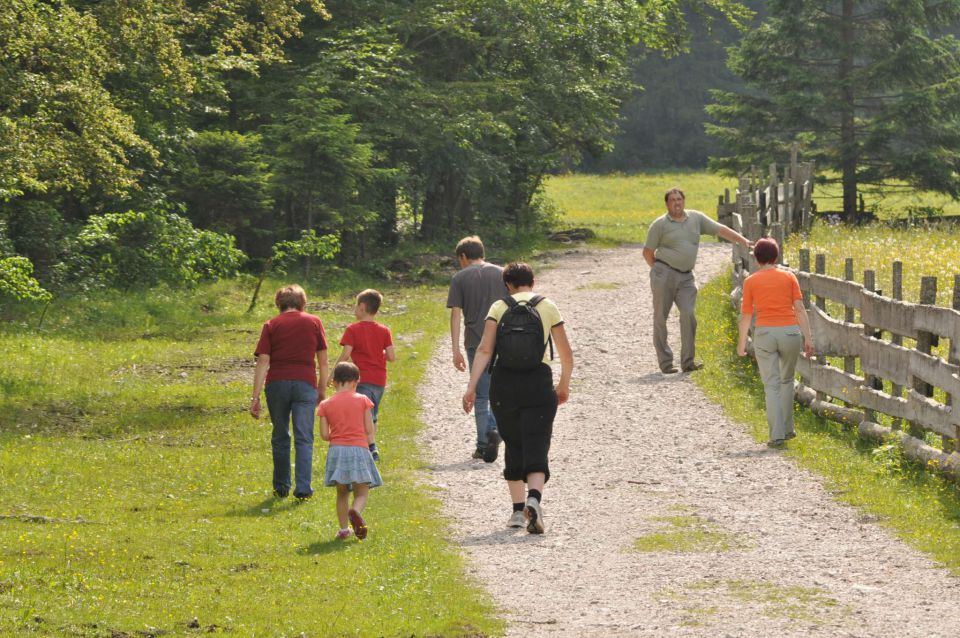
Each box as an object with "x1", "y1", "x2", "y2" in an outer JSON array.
[{"x1": 334, "y1": 289, "x2": 396, "y2": 461}]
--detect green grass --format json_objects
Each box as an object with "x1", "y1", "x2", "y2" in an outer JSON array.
[
  {"x1": 695, "y1": 273, "x2": 960, "y2": 574},
  {"x1": 633, "y1": 511, "x2": 740, "y2": 553},
  {"x1": 816, "y1": 176, "x2": 960, "y2": 220},
  {"x1": 543, "y1": 171, "x2": 731, "y2": 243},
  {"x1": 0, "y1": 277, "x2": 501, "y2": 637},
  {"x1": 665, "y1": 579, "x2": 844, "y2": 627},
  {"x1": 785, "y1": 223, "x2": 960, "y2": 306}
]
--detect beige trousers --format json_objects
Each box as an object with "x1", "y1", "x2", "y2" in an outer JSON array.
[{"x1": 753, "y1": 325, "x2": 804, "y2": 441}]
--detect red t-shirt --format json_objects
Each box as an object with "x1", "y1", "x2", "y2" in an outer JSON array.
[
  {"x1": 340, "y1": 321, "x2": 393, "y2": 387},
  {"x1": 254, "y1": 311, "x2": 327, "y2": 387},
  {"x1": 318, "y1": 391, "x2": 373, "y2": 448},
  {"x1": 741, "y1": 268, "x2": 803, "y2": 327}
]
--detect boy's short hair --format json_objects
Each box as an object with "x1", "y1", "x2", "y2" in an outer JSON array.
[
  {"x1": 753, "y1": 237, "x2": 780, "y2": 265},
  {"x1": 664, "y1": 187, "x2": 685, "y2": 203},
  {"x1": 275, "y1": 284, "x2": 307, "y2": 311},
  {"x1": 455, "y1": 236, "x2": 485, "y2": 260},
  {"x1": 333, "y1": 361, "x2": 361, "y2": 384},
  {"x1": 356, "y1": 288, "x2": 383, "y2": 314},
  {"x1": 502, "y1": 262, "x2": 535, "y2": 288}
]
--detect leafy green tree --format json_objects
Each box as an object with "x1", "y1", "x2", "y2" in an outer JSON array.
[
  {"x1": 0, "y1": 0, "x2": 150, "y2": 200},
  {"x1": 707, "y1": 0, "x2": 960, "y2": 216},
  {"x1": 173, "y1": 130, "x2": 274, "y2": 255},
  {"x1": 246, "y1": 229, "x2": 340, "y2": 312},
  {"x1": 263, "y1": 78, "x2": 375, "y2": 269}
]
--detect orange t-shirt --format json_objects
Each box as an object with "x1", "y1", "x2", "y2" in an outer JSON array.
[
  {"x1": 741, "y1": 268, "x2": 802, "y2": 327},
  {"x1": 317, "y1": 391, "x2": 373, "y2": 448}
]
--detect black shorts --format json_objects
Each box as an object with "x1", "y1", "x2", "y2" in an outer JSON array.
[{"x1": 489, "y1": 363, "x2": 558, "y2": 482}]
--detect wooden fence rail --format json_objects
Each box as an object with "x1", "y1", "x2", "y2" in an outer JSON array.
[{"x1": 719, "y1": 157, "x2": 960, "y2": 479}]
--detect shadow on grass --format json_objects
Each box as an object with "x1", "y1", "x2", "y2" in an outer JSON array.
[
  {"x1": 299, "y1": 538, "x2": 354, "y2": 555},
  {"x1": 224, "y1": 495, "x2": 298, "y2": 518}
]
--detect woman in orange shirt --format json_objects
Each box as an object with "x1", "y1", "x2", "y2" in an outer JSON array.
[{"x1": 737, "y1": 238, "x2": 814, "y2": 447}]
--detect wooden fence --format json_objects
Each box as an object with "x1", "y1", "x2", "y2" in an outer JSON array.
[{"x1": 720, "y1": 159, "x2": 960, "y2": 479}]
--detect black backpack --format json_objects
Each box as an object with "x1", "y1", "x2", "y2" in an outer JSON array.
[{"x1": 493, "y1": 295, "x2": 553, "y2": 370}]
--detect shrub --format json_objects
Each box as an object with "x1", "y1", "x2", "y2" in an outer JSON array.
[
  {"x1": 67, "y1": 209, "x2": 246, "y2": 290},
  {"x1": 0, "y1": 256, "x2": 52, "y2": 303}
]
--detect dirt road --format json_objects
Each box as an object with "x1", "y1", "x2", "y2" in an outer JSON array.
[{"x1": 419, "y1": 244, "x2": 960, "y2": 637}]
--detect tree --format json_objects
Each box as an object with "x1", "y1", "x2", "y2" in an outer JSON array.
[
  {"x1": 172, "y1": 130, "x2": 274, "y2": 255},
  {"x1": 707, "y1": 0, "x2": 960, "y2": 216}
]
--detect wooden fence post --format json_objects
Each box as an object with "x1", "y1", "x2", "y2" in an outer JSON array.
[
  {"x1": 799, "y1": 249, "x2": 810, "y2": 308},
  {"x1": 815, "y1": 253, "x2": 827, "y2": 403},
  {"x1": 909, "y1": 276, "x2": 937, "y2": 437},
  {"x1": 948, "y1": 275, "x2": 960, "y2": 453},
  {"x1": 891, "y1": 261, "x2": 904, "y2": 431},
  {"x1": 863, "y1": 269, "x2": 877, "y2": 424},
  {"x1": 842, "y1": 258, "x2": 856, "y2": 407}
]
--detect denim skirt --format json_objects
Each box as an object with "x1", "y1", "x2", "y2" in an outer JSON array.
[{"x1": 324, "y1": 445, "x2": 383, "y2": 488}]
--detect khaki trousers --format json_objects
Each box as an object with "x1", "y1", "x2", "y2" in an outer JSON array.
[
  {"x1": 649, "y1": 262, "x2": 698, "y2": 370},
  {"x1": 753, "y1": 325, "x2": 804, "y2": 441}
]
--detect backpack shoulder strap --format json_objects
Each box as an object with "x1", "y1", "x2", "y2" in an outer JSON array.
[
  {"x1": 527, "y1": 294, "x2": 545, "y2": 307},
  {"x1": 503, "y1": 296, "x2": 519, "y2": 309}
]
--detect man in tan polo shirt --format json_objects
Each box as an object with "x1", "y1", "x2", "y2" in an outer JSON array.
[{"x1": 643, "y1": 187, "x2": 751, "y2": 374}]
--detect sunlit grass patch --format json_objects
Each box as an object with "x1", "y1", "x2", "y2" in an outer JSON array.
[
  {"x1": 544, "y1": 171, "x2": 730, "y2": 243},
  {"x1": 0, "y1": 278, "x2": 501, "y2": 637},
  {"x1": 575, "y1": 281, "x2": 625, "y2": 291},
  {"x1": 667, "y1": 579, "x2": 844, "y2": 626},
  {"x1": 633, "y1": 511, "x2": 740, "y2": 553},
  {"x1": 695, "y1": 271, "x2": 960, "y2": 574}
]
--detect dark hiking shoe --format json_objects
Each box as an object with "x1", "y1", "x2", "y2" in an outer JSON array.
[
  {"x1": 483, "y1": 430, "x2": 501, "y2": 463},
  {"x1": 682, "y1": 361, "x2": 705, "y2": 372}
]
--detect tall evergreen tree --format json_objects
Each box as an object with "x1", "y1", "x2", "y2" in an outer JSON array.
[{"x1": 707, "y1": 0, "x2": 960, "y2": 215}]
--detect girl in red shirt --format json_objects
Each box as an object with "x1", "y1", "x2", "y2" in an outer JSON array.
[{"x1": 318, "y1": 362, "x2": 383, "y2": 540}]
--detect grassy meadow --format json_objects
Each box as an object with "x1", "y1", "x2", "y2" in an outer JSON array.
[
  {"x1": 543, "y1": 171, "x2": 731, "y2": 243},
  {"x1": 548, "y1": 171, "x2": 960, "y2": 573},
  {"x1": 0, "y1": 276, "x2": 500, "y2": 636}
]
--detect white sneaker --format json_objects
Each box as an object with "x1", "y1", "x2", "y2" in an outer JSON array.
[
  {"x1": 506, "y1": 510, "x2": 526, "y2": 528},
  {"x1": 524, "y1": 497, "x2": 544, "y2": 534}
]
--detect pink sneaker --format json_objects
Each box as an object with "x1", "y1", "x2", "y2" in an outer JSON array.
[
  {"x1": 335, "y1": 528, "x2": 353, "y2": 540},
  {"x1": 348, "y1": 509, "x2": 368, "y2": 540}
]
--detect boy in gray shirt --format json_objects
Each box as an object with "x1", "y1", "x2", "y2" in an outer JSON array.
[{"x1": 447, "y1": 236, "x2": 507, "y2": 461}]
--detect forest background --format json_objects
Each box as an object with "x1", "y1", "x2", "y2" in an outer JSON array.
[{"x1": 0, "y1": 0, "x2": 761, "y2": 308}]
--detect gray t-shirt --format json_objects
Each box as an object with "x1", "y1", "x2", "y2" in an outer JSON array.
[
  {"x1": 447, "y1": 262, "x2": 508, "y2": 349},
  {"x1": 643, "y1": 209, "x2": 723, "y2": 272}
]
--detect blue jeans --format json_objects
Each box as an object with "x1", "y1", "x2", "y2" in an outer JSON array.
[
  {"x1": 265, "y1": 380, "x2": 318, "y2": 497},
  {"x1": 467, "y1": 347, "x2": 497, "y2": 448},
  {"x1": 356, "y1": 383, "x2": 385, "y2": 424}
]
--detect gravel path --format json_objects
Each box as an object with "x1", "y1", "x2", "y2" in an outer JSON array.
[{"x1": 419, "y1": 244, "x2": 960, "y2": 637}]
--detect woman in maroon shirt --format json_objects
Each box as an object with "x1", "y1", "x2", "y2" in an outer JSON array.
[{"x1": 250, "y1": 285, "x2": 329, "y2": 499}]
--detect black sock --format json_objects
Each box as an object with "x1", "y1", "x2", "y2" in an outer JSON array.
[
  {"x1": 512, "y1": 502, "x2": 525, "y2": 512},
  {"x1": 369, "y1": 443, "x2": 378, "y2": 451},
  {"x1": 527, "y1": 489, "x2": 542, "y2": 503}
]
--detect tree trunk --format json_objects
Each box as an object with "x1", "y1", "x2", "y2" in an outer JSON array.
[
  {"x1": 421, "y1": 169, "x2": 470, "y2": 237},
  {"x1": 839, "y1": 0, "x2": 858, "y2": 218}
]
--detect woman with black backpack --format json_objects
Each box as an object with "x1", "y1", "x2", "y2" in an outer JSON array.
[{"x1": 462, "y1": 262, "x2": 574, "y2": 535}]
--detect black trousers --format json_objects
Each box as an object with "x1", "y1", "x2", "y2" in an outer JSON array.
[{"x1": 489, "y1": 363, "x2": 558, "y2": 483}]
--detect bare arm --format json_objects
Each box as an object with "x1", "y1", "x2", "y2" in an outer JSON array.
[
  {"x1": 737, "y1": 313, "x2": 753, "y2": 357},
  {"x1": 316, "y1": 349, "x2": 329, "y2": 400},
  {"x1": 462, "y1": 319, "x2": 497, "y2": 413},
  {"x1": 250, "y1": 354, "x2": 270, "y2": 418},
  {"x1": 319, "y1": 415, "x2": 330, "y2": 441},
  {"x1": 551, "y1": 323, "x2": 574, "y2": 405},
  {"x1": 385, "y1": 345, "x2": 396, "y2": 362},
  {"x1": 717, "y1": 225, "x2": 752, "y2": 249},
  {"x1": 450, "y1": 307, "x2": 466, "y2": 371},
  {"x1": 363, "y1": 408, "x2": 375, "y2": 439},
  {"x1": 793, "y1": 299, "x2": 815, "y2": 356},
  {"x1": 642, "y1": 247, "x2": 656, "y2": 268},
  {"x1": 334, "y1": 344, "x2": 352, "y2": 366}
]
